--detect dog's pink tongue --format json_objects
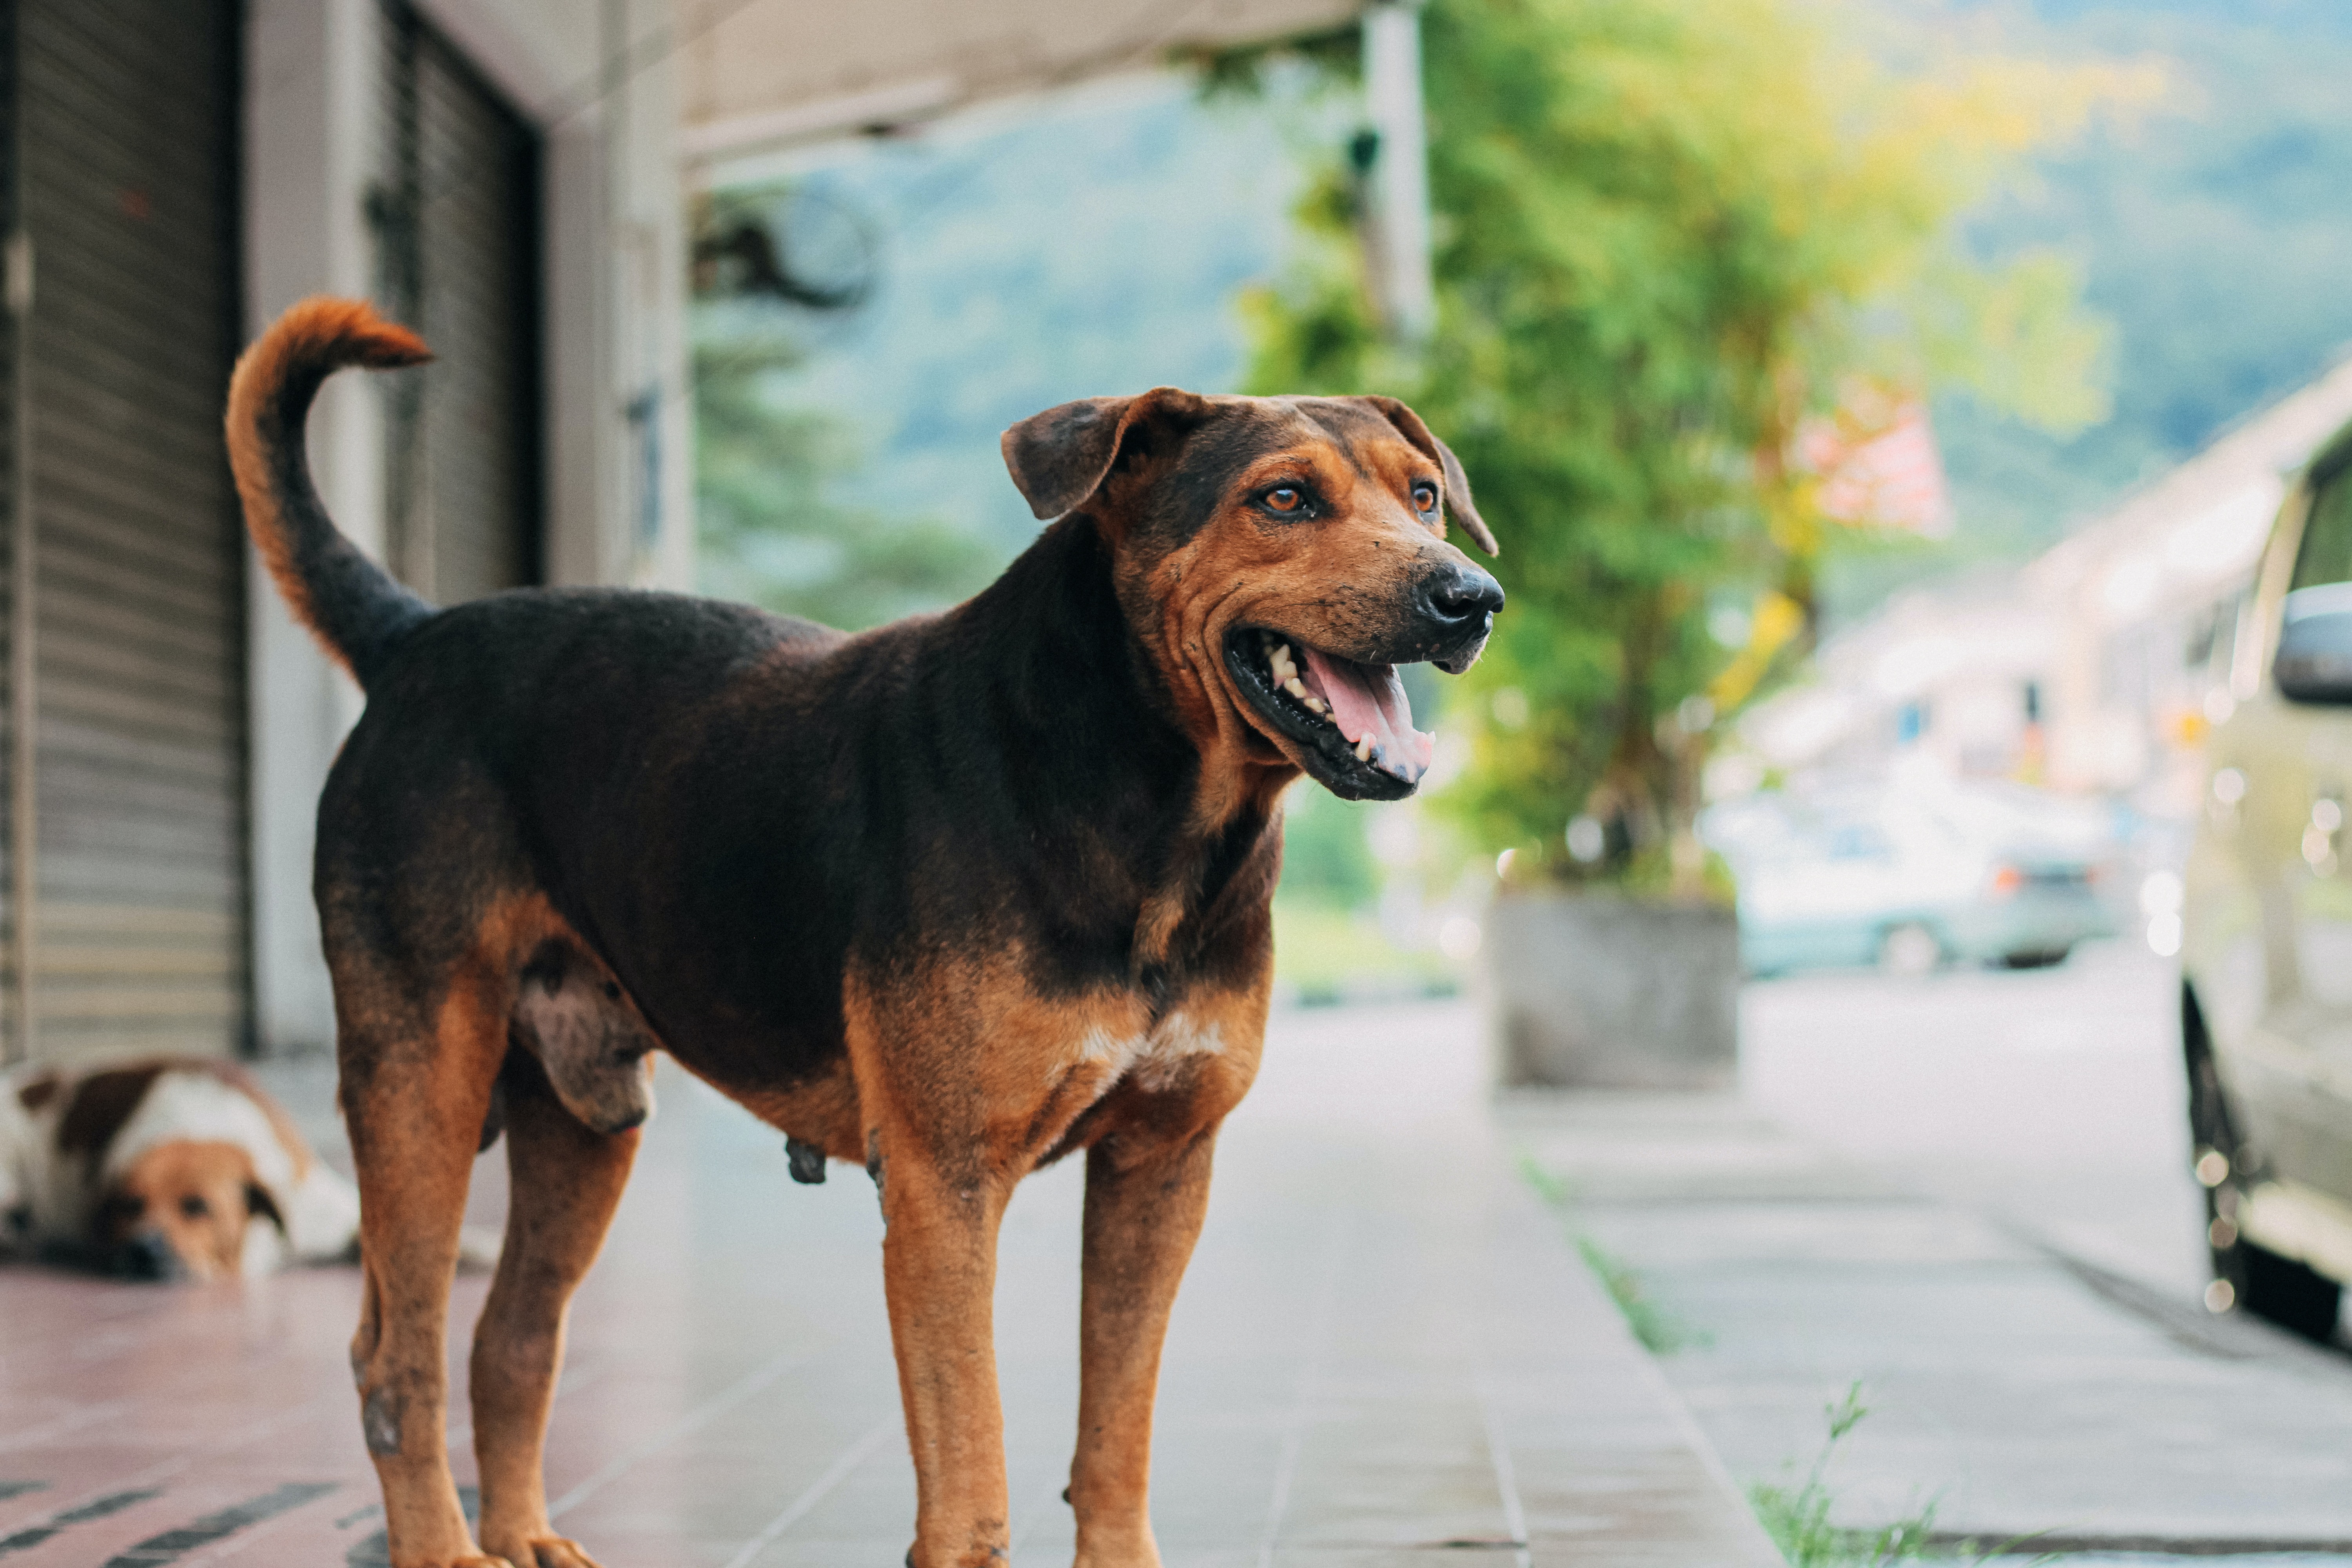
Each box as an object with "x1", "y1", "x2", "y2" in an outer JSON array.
[{"x1": 1301, "y1": 648, "x2": 1435, "y2": 782}]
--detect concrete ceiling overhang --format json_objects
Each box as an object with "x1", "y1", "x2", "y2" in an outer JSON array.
[{"x1": 678, "y1": 0, "x2": 1364, "y2": 163}]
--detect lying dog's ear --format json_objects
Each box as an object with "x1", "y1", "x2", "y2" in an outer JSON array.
[
  {"x1": 1354, "y1": 396, "x2": 1498, "y2": 556},
  {"x1": 245, "y1": 1180, "x2": 286, "y2": 1235},
  {"x1": 1000, "y1": 388, "x2": 1212, "y2": 523}
]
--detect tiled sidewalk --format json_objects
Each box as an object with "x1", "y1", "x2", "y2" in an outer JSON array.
[{"x1": 0, "y1": 1000, "x2": 1779, "y2": 1566}]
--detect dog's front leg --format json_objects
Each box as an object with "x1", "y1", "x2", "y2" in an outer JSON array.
[
  {"x1": 1068, "y1": 1123, "x2": 1221, "y2": 1568},
  {"x1": 875, "y1": 1119, "x2": 1015, "y2": 1568}
]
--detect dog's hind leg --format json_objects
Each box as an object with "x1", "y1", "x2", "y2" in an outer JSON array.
[
  {"x1": 471, "y1": 1052, "x2": 638, "y2": 1568},
  {"x1": 343, "y1": 973, "x2": 511, "y2": 1568}
]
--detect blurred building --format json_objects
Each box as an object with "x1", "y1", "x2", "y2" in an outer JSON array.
[
  {"x1": 1739, "y1": 574, "x2": 2054, "y2": 786},
  {"x1": 1739, "y1": 352, "x2": 2352, "y2": 810},
  {"x1": 0, "y1": 0, "x2": 1377, "y2": 1067},
  {"x1": 673, "y1": 0, "x2": 1360, "y2": 163},
  {"x1": 2029, "y1": 352, "x2": 2352, "y2": 804}
]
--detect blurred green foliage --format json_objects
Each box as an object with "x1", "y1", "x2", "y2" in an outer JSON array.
[
  {"x1": 1268, "y1": 898, "x2": 1455, "y2": 1002},
  {"x1": 1273, "y1": 785, "x2": 1379, "y2": 908},
  {"x1": 1270, "y1": 788, "x2": 1443, "y2": 997},
  {"x1": 693, "y1": 317, "x2": 995, "y2": 629},
  {"x1": 1236, "y1": 0, "x2": 2140, "y2": 885}
]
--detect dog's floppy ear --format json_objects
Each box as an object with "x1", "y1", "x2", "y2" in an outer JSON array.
[
  {"x1": 1000, "y1": 388, "x2": 1212, "y2": 522},
  {"x1": 1355, "y1": 396, "x2": 1498, "y2": 556},
  {"x1": 245, "y1": 1180, "x2": 287, "y2": 1236}
]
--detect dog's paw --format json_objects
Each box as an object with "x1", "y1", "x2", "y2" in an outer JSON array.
[{"x1": 477, "y1": 1533, "x2": 602, "y2": 1568}]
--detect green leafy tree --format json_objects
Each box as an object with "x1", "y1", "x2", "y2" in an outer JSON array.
[
  {"x1": 1233, "y1": 0, "x2": 2151, "y2": 892},
  {"x1": 695, "y1": 319, "x2": 995, "y2": 631}
]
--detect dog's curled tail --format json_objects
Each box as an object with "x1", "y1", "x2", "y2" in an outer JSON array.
[{"x1": 225, "y1": 297, "x2": 435, "y2": 690}]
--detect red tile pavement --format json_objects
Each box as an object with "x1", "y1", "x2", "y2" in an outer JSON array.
[{"x1": 0, "y1": 1001, "x2": 1779, "y2": 1567}]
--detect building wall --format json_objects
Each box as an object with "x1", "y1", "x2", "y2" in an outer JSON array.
[{"x1": 242, "y1": 0, "x2": 691, "y2": 1054}]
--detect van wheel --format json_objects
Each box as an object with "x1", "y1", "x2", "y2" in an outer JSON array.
[
  {"x1": 2185, "y1": 984, "x2": 2345, "y2": 1343},
  {"x1": 1877, "y1": 923, "x2": 1940, "y2": 976}
]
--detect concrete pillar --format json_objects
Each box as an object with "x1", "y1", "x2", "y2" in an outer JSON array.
[
  {"x1": 1362, "y1": 0, "x2": 1435, "y2": 345},
  {"x1": 490, "y1": 0, "x2": 692, "y2": 595},
  {"x1": 242, "y1": 0, "x2": 385, "y2": 1055}
]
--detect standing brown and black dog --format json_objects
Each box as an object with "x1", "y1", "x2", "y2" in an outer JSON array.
[{"x1": 223, "y1": 298, "x2": 1501, "y2": 1568}]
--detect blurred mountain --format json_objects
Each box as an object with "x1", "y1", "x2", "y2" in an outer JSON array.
[
  {"x1": 704, "y1": 75, "x2": 1311, "y2": 601},
  {"x1": 1858, "y1": 0, "x2": 2352, "y2": 618}
]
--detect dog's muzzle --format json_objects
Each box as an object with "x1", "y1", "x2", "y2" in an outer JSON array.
[{"x1": 113, "y1": 1229, "x2": 185, "y2": 1282}]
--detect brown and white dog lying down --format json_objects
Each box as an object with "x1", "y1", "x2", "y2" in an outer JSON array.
[{"x1": 0, "y1": 1056, "x2": 361, "y2": 1281}]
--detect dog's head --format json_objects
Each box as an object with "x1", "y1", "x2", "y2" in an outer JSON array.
[
  {"x1": 97, "y1": 1138, "x2": 283, "y2": 1282},
  {"x1": 1003, "y1": 392, "x2": 1501, "y2": 802}
]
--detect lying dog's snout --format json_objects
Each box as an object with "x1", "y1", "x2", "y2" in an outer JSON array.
[
  {"x1": 115, "y1": 1229, "x2": 182, "y2": 1282},
  {"x1": 1416, "y1": 564, "x2": 1503, "y2": 671}
]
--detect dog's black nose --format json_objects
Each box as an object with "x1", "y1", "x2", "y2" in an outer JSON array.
[
  {"x1": 116, "y1": 1230, "x2": 181, "y2": 1281},
  {"x1": 1417, "y1": 564, "x2": 1504, "y2": 633}
]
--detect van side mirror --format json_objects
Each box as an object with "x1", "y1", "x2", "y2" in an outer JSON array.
[{"x1": 2276, "y1": 586, "x2": 2352, "y2": 704}]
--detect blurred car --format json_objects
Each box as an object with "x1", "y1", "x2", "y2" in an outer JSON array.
[
  {"x1": 2183, "y1": 416, "x2": 2352, "y2": 1342},
  {"x1": 1703, "y1": 781, "x2": 2116, "y2": 976}
]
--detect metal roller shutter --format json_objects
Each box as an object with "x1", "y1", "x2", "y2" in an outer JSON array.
[
  {"x1": 6, "y1": 0, "x2": 248, "y2": 1062},
  {"x1": 374, "y1": 0, "x2": 541, "y2": 604},
  {"x1": 0, "y1": 5, "x2": 17, "y2": 1062}
]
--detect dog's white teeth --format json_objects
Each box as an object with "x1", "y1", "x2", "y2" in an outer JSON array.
[
  {"x1": 1355, "y1": 735, "x2": 1373, "y2": 762},
  {"x1": 1255, "y1": 633, "x2": 1341, "y2": 726}
]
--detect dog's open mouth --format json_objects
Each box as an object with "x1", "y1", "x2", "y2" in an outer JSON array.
[{"x1": 1225, "y1": 628, "x2": 1435, "y2": 799}]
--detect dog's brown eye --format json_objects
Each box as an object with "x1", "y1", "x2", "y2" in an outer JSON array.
[
  {"x1": 1412, "y1": 482, "x2": 1438, "y2": 513},
  {"x1": 179, "y1": 1195, "x2": 210, "y2": 1219},
  {"x1": 1263, "y1": 486, "x2": 1303, "y2": 513}
]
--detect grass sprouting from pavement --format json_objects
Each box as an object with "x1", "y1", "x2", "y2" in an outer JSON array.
[
  {"x1": 1523, "y1": 1155, "x2": 2060, "y2": 1563},
  {"x1": 1573, "y1": 1234, "x2": 1707, "y2": 1355},
  {"x1": 1750, "y1": 1383, "x2": 2056, "y2": 1567},
  {"x1": 1520, "y1": 1154, "x2": 1707, "y2": 1355}
]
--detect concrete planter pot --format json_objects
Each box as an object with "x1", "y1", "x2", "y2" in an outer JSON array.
[{"x1": 1485, "y1": 890, "x2": 1740, "y2": 1089}]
